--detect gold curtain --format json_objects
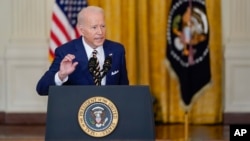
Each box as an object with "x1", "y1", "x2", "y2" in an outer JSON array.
[{"x1": 88, "y1": 0, "x2": 223, "y2": 124}]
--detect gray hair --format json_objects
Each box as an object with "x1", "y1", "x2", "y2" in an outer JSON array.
[{"x1": 77, "y1": 6, "x2": 104, "y2": 26}]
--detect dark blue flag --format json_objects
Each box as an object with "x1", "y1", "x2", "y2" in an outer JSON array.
[{"x1": 167, "y1": 0, "x2": 211, "y2": 108}]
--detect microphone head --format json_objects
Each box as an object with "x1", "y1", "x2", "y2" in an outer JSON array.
[
  {"x1": 103, "y1": 56, "x2": 112, "y2": 72},
  {"x1": 88, "y1": 57, "x2": 97, "y2": 73}
]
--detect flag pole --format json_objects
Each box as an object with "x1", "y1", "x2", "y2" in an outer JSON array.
[
  {"x1": 177, "y1": 111, "x2": 190, "y2": 141},
  {"x1": 184, "y1": 111, "x2": 189, "y2": 141},
  {"x1": 184, "y1": 0, "x2": 192, "y2": 140}
]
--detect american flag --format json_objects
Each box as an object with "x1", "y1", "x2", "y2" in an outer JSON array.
[{"x1": 49, "y1": 0, "x2": 88, "y2": 61}]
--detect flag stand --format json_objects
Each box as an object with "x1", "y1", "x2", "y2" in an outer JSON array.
[{"x1": 175, "y1": 111, "x2": 190, "y2": 141}]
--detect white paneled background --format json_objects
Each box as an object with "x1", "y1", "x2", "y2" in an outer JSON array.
[
  {"x1": 222, "y1": 0, "x2": 250, "y2": 113},
  {"x1": 0, "y1": 56, "x2": 5, "y2": 112},
  {"x1": 0, "y1": 0, "x2": 249, "y2": 113},
  {"x1": 0, "y1": 0, "x2": 53, "y2": 113}
]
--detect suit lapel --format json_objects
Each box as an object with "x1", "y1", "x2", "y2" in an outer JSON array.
[
  {"x1": 103, "y1": 41, "x2": 113, "y2": 85},
  {"x1": 74, "y1": 37, "x2": 94, "y2": 84}
]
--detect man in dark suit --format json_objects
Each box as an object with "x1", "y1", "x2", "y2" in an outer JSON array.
[{"x1": 36, "y1": 6, "x2": 129, "y2": 95}]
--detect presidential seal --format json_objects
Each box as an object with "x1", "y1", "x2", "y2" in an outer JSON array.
[
  {"x1": 167, "y1": 0, "x2": 209, "y2": 67},
  {"x1": 78, "y1": 96, "x2": 119, "y2": 137}
]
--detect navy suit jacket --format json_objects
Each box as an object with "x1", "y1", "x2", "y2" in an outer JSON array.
[{"x1": 36, "y1": 37, "x2": 129, "y2": 95}]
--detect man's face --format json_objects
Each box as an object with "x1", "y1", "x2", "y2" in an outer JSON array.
[{"x1": 79, "y1": 12, "x2": 106, "y2": 48}]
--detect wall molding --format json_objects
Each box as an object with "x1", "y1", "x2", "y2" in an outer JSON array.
[
  {"x1": 0, "y1": 112, "x2": 46, "y2": 124},
  {"x1": 224, "y1": 113, "x2": 250, "y2": 124},
  {"x1": 0, "y1": 112, "x2": 249, "y2": 125},
  {"x1": 0, "y1": 112, "x2": 4, "y2": 124}
]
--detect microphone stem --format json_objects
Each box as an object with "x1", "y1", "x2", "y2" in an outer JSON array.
[{"x1": 96, "y1": 76, "x2": 101, "y2": 86}]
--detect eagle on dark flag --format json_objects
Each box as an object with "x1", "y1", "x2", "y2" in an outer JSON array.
[{"x1": 166, "y1": 0, "x2": 211, "y2": 110}]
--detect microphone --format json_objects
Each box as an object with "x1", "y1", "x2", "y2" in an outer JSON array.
[
  {"x1": 88, "y1": 57, "x2": 97, "y2": 76},
  {"x1": 101, "y1": 55, "x2": 112, "y2": 79},
  {"x1": 102, "y1": 56, "x2": 112, "y2": 72}
]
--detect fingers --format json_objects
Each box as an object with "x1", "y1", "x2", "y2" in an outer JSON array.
[
  {"x1": 72, "y1": 62, "x2": 78, "y2": 67},
  {"x1": 58, "y1": 54, "x2": 78, "y2": 79},
  {"x1": 62, "y1": 54, "x2": 75, "y2": 62}
]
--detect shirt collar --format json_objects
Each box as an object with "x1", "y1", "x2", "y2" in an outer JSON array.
[{"x1": 82, "y1": 37, "x2": 104, "y2": 59}]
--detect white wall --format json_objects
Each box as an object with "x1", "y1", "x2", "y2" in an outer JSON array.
[
  {"x1": 222, "y1": 0, "x2": 250, "y2": 112},
  {"x1": 0, "y1": 0, "x2": 11, "y2": 112},
  {"x1": 0, "y1": 0, "x2": 53, "y2": 113},
  {"x1": 0, "y1": 0, "x2": 249, "y2": 113}
]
